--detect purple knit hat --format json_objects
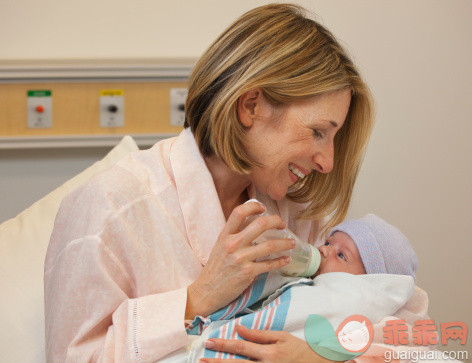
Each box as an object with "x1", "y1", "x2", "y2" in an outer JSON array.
[{"x1": 330, "y1": 214, "x2": 418, "y2": 281}]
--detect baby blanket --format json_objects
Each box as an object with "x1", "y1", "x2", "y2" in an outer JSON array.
[
  {"x1": 186, "y1": 270, "x2": 300, "y2": 336},
  {"x1": 187, "y1": 272, "x2": 416, "y2": 362}
]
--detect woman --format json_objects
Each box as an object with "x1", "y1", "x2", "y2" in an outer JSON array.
[{"x1": 45, "y1": 4, "x2": 373, "y2": 362}]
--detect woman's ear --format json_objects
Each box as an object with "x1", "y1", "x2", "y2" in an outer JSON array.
[{"x1": 237, "y1": 88, "x2": 264, "y2": 127}]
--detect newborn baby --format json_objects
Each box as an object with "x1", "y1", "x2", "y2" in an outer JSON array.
[
  {"x1": 313, "y1": 213, "x2": 417, "y2": 280},
  {"x1": 186, "y1": 214, "x2": 419, "y2": 362}
]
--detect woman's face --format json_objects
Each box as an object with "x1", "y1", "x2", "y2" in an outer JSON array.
[{"x1": 239, "y1": 88, "x2": 351, "y2": 201}]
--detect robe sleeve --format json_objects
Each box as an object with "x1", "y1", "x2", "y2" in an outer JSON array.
[{"x1": 45, "y1": 233, "x2": 190, "y2": 362}]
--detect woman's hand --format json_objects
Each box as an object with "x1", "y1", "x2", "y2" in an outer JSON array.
[
  {"x1": 200, "y1": 324, "x2": 330, "y2": 362},
  {"x1": 186, "y1": 202, "x2": 295, "y2": 319}
]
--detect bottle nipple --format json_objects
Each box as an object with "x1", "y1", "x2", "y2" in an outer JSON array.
[{"x1": 303, "y1": 245, "x2": 321, "y2": 277}]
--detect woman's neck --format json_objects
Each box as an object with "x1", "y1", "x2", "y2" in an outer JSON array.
[{"x1": 204, "y1": 155, "x2": 251, "y2": 220}]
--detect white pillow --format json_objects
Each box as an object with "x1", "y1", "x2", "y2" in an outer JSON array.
[{"x1": 0, "y1": 136, "x2": 139, "y2": 363}]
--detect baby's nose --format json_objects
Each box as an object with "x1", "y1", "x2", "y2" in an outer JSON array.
[{"x1": 319, "y1": 245, "x2": 328, "y2": 257}]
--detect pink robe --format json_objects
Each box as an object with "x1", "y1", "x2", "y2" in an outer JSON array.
[{"x1": 44, "y1": 128, "x2": 323, "y2": 362}]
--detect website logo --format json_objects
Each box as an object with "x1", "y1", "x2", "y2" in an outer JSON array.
[{"x1": 305, "y1": 314, "x2": 374, "y2": 361}]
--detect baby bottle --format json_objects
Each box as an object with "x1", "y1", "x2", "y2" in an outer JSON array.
[{"x1": 243, "y1": 199, "x2": 321, "y2": 277}]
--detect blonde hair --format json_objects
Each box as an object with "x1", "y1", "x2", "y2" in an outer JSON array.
[{"x1": 185, "y1": 3, "x2": 374, "y2": 230}]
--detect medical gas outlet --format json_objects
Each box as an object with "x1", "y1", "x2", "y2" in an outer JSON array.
[
  {"x1": 170, "y1": 88, "x2": 187, "y2": 126},
  {"x1": 27, "y1": 90, "x2": 52, "y2": 129},
  {"x1": 100, "y1": 90, "x2": 124, "y2": 128}
]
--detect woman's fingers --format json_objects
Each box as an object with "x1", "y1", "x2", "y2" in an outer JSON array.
[
  {"x1": 201, "y1": 326, "x2": 288, "y2": 362},
  {"x1": 204, "y1": 335, "x2": 265, "y2": 361},
  {"x1": 247, "y1": 237, "x2": 295, "y2": 260},
  {"x1": 235, "y1": 324, "x2": 281, "y2": 343},
  {"x1": 222, "y1": 201, "x2": 288, "y2": 249},
  {"x1": 222, "y1": 201, "x2": 266, "y2": 235},
  {"x1": 239, "y1": 214, "x2": 287, "y2": 246},
  {"x1": 199, "y1": 359, "x2": 251, "y2": 363}
]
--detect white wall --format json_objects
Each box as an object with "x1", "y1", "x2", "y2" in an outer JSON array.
[{"x1": 1, "y1": 0, "x2": 471, "y2": 355}]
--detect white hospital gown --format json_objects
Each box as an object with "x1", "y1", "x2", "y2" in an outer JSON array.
[{"x1": 44, "y1": 128, "x2": 324, "y2": 362}]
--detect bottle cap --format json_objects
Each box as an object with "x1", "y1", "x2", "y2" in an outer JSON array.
[{"x1": 301, "y1": 245, "x2": 321, "y2": 277}]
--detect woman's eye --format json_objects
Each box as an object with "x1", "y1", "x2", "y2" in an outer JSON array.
[
  {"x1": 313, "y1": 129, "x2": 323, "y2": 139},
  {"x1": 324, "y1": 241, "x2": 330, "y2": 246},
  {"x1": 337, "y1": 252, "x2": 346, "y2": 261}
]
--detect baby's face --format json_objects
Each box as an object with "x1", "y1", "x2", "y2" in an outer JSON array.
[{"x1": 313, "y1": 231, "x2": 366, "y2": 277}]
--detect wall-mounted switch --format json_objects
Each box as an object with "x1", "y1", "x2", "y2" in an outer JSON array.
[
  {"x1": 170, "y1": 88, "x2": 187, "y2": 127},
  {"x1": 27, "y1": 90, "x2": 52, "y2": 128},
  {"x1": 100, "y1": 90, "x2": 124, "y2": 128}
]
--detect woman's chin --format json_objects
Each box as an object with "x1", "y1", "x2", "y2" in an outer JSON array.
[{"x1": 267, "y1": 187, "x2": 288, "y2": 201}]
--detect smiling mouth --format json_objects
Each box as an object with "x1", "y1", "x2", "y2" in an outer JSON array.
[{"x1": 289, "y1": 163, "x2": 307, "y2": 180}]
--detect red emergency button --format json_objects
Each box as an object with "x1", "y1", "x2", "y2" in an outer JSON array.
[{"x1": 35, "y1": 105, "x2": 45, "y2": 113}]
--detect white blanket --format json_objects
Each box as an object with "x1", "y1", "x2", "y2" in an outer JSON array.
[
  {"x1": 159, "y1": 272, "x2": 449, "y2": 363},
  {"x1": 187, "y1": 272, "x2": 417, "y2": 362}
]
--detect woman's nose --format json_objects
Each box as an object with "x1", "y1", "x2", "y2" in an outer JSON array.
[{"x1": 312, "y1": 142, "x2": 334, "y2": 174}]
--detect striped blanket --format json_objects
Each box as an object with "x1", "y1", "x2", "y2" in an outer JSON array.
[
  {"x1": 186, "y1": 272, "x2": 416, "y2": 362},
  {"x1": 186, "y1": 271, "x2": 301, "y2": 336}
]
